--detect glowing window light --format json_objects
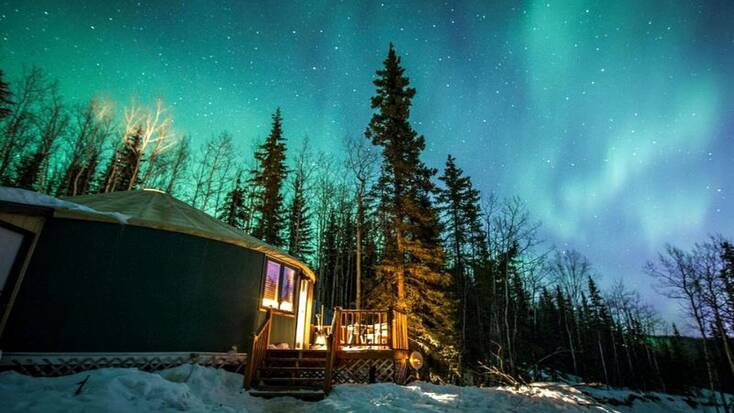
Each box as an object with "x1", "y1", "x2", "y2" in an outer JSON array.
[
  {"x1": 279, "y1": 267, "x2": 295, "y2": 311},
  {"x1": 261, "y1": 259, "x2": 297, "y2": 314}
]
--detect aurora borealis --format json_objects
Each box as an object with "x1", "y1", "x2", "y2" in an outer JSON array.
[{"x1": 1, "y1": 1, "x2": 733, "y2": 325}]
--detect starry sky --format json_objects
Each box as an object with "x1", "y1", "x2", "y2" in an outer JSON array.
[{"x1": 2, "y1": 0, "x2": 733, "y2": 329}]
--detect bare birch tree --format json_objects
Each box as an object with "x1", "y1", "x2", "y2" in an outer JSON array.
[
  {"x1": 344, "y1": 135, "x2": 378, "y2": 309},
  {"x1": 0, "y1": 67, "x2": 52, "y2": 181},
  {"x1": 189, "y1": 132, "x2": 235, "y2": 214},
  {"x1": 646, "y1": 245, "x2": 717, "y2": 394}
]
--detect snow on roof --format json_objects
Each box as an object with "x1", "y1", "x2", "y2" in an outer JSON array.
[
  {"x1": 0, "y1": 186, "x2": 129, "y2": 223},
  {"x1": 0, "y1": 186, "x2": 315, "y2": 281}
]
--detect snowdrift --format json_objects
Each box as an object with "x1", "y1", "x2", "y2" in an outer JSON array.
[{"x1": 0, "y1": 364, "x2": 727, "y2": 412}]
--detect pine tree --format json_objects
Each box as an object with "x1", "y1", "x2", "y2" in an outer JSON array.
[
  {"x1": 14, "y1": 148, "x2": 47, "y2": 190},
  {"x1": 556, "y1": 286, "x2": 579, "y2": 375},
  {"x1": 664, "y1": 323, "x2": 692, "y2": 393},
  {"x1": 587, "y1": 277, "x2": 612, "y2": 383},
  {"x1": 118, "y1": 128, "x2": 144, "y2": 191},
  {"x1": 720, "y1": 241, "x2": 734, "y2": 322},
  {"x1": 251, "y1": 109, "x2": 288, "y2": 246},
  {"x1": 13, "y1": 89, "x2": 67, "y2": 190},
  {"x1": 287, "y1": 167, "x2": 313, "y2": 261},
  {"x1": 102, "y1": 127, "x2": 144, "y2": 192},
  {"x1": 437, "y1": 154, "x2": 486, "y2": 365},
  {"x1": 366, "y1": 43, "x2": 456, "y2": 368},
  {"x1": 218, "y1": 173, "x2": 247, "y2": 229},
  {"x1": 0, "y1": 70, "x2": 12, "y2": 119}
]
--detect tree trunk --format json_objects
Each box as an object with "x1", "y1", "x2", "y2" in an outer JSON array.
[
  {"x1": 597, "y1": 331, "x2": 609, "y2": 385},
  {"x1": 355, "y1": 185, "x2": 363, "y2": 309},
  {"x1": 565, "y1": 313, "x2": 578, "y2": 375}
]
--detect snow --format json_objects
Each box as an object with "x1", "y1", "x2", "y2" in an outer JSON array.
[
  {"x1": 0, "y1": 186, "x2": 129, "y2": 223},
  {"x1": 0, "y1": 365, "x2": 729, "y2": 412}
]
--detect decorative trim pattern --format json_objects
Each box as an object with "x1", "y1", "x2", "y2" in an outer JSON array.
[
  {"x1": 333, "y1": 358, "x2": 408, "y2": 384},
  {"x1": 0, "y1": 351, "x2": 247, "y2": 377}
]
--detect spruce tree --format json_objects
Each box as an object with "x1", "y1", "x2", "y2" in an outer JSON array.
[
  {"x1": 287, "y1": 167, "x2": 313, "y2": 260},
  {"x1": 251, "y1": 109, "x2": 288, "y2": 246},
  {"x1": 102, "y1": 127, "x2": 144, "y2": 192},
  {"x1": 117, "y1": 127, "x2": 144, "y2": 191},
  {"x1": 556, "y1": 286, "x2": 579, "y2": 375},
  {"x1": 14, "y1": 149, "x2": 47, "y2": 190},
  {"x1": 0, "y1": 70, "x2": 12, "y2": 119},
  {"x1": 720, "y1": 241, "x2": 734, "y2": 319},
  {"x1": 437, "y1": 154, "x2": 485, "y2": 364},
  {"x1": 366, "y1": 44, "x2": 455, "y2": 365},
  {"x1": 587, "y1": 277, "x2": 612, "y2": 383},
  {"x1": 14, "y1": 92, "x2": 68, "y2": 190},
  {"x1": 218, "y1": 173, "x2": 247, "y2": 228}
]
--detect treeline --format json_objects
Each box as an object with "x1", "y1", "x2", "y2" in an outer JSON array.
[
  {"x1": 0, "y1": 47, "x2": 729, "y2": 396},
  {"x1": 647, "y1": 237, "x2": 734, "y2": 396}
]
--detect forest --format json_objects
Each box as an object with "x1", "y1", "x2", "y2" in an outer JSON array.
[{"x1": 1, "y1": 45, "x2": 733, "y2": 399}]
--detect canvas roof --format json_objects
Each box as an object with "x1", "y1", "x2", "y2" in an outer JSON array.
[{"x1": 0, "y1": 187, "x2": 315, "y2": 282}]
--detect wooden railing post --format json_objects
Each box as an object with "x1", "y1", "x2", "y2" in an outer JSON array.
[
  {"x1": 324, "y1": 307, "x2": 342, "y2": 394},
  {"x1": 244, "y1": 308, "x2": 272, "y2": 390},
  {"x1": 387, "y1": 306, "x2": 394, "y2": 350}
]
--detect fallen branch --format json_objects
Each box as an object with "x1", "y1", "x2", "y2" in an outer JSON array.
[{"x1": 74, "y1": 375, "x2": 90, "y2": 396}]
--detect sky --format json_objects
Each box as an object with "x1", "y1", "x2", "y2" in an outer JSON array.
[{"x1": 1, "y1": 0, "x2": 733, "y2": 330}]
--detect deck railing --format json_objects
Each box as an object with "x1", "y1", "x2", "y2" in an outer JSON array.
[
  {"x1": 243, "y1": 308, "x2": 272, "y2": 389},
  {"x1": 391, "y1": 308, "x2": 409, "y2": 350},
  {"x1": 323, "y1": 307, "x2": 342, "y2": 393},
  {"x1": 323, "y1": 306, "x2": 409, "y2": 392},
  {"x1": 331, "y1": 307, "x2": 409, "y2": 351}
]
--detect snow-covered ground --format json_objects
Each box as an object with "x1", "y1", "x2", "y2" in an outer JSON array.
[{"x1": 0, "y1": 365, "x2": 728, "y2": 412}]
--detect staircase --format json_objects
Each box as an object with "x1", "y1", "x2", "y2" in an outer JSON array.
[{"x1": 248, "y1": 349, "x2": 328, "y2": 401}]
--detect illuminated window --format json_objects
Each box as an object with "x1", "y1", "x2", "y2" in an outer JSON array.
[
  {"x1": 262, "y1": 260, "x2": 281, "y2": 309},
  {"x1": 261, "y1": 259, "x2": 296, "y2": 314},
  {"x1": 279, "y1": 267, "x2": 296, "y2": 312}
]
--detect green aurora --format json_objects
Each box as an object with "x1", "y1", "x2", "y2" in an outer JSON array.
[{"x1": 1, "y1": 0, "x2": 733, "y2": 325}]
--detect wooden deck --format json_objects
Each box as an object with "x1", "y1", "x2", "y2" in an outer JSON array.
[{"x1": 245, "y1": 307, "x2": 410, "y2": 398}]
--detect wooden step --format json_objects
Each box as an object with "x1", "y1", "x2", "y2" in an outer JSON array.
[
  {"x1": 265, "y1": 349, "x2": 327, "y2": 358},
  {"x1": 265, "y1": 357, "x2": 327, "y2": 363},
  {"x1": 261, "y1": 377, "x2": 324, "y2": 384},
  {"x1": 260, "y1": 366, "x2": 325, "y2": 372},
  {"x1": 254, "y1": 384, "x2": 324, "y2": 391},
  {"x1": 249, "y1": 389, "x2": 325, "y2": 401}
]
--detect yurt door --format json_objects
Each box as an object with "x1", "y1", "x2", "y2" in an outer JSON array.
[{"x1": 295, "y1": 279, "x2": 310, "y2": 349}]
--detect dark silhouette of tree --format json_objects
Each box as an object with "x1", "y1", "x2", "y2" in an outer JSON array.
[
  {"x1": 14, "y1": 84, "x2": 68, "y2": 190},
  {"x1": 0, "y1": 69, "x2": 13, "y2": 119},
  {"x1": 287, "y1": 141, "x2": 314, "y2": 261},
  {"x1": 437, "y1": 154, "x2": 486, "y2": 367},
  {"x1": 251, "y1": 108, "x2": 288, "y2": 246},
  {"x1": 0, "y1": 67, "x2": 51, "y2": 183},
  {"x1": 101, "y1": 127, "x2": 144, "y2": 192},
  {"x1": 365, "y1": 43, "x2": 455, "y2": 364},
  {"x1": 218, "y1": 173, "x2": 247, "y2": 229}
]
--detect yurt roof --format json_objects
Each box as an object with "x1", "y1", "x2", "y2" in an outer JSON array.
[{"x1": 0, "y1": 187, "x2": 315, "y2": 282}]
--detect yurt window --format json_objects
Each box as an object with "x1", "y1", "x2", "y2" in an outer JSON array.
[
  {"x1": 262, "y1": 260, "x2": 281, "y2": 309},
  {"x1": 261, "y1": 259, "x2": 296, "y2": 314},
  {"x1": 279, "y1": 267, "x2": 296, "y2": 312}
]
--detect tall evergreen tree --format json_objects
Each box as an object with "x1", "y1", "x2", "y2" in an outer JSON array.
[
  {"x1": 0, "y1": 70, "x2": 12, "y2": 119},
  {"x1": 251, "y1": 109, "x2": 288, "y2": 246},
  {"x1": 720, "y1": 241, "x2": 734, "y2": 322},
  {"x1": 218, "y1": 173, "x2": 247, "y2": 229},
  {"x1": 587, "y1": 277, "x2": 612, "y2": 384},
  {"x1": 287, "y1": 167, "x2": 313, "y2": 260},
  {"x1": 438, "y1": 154, "x2": 485, "y2": 364},
  {"x1": 366, "y1": 44, "x2": 456, "y2": 366},
  {"x1": 101, "y1": 127, "x2": 144, "y2": 192},
  {"x1": 118, "y1": 128, "x2": 144, "y2": 191},
  {"x1": 14, "y1": 88, "x2": 68, "y2": 190}
]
